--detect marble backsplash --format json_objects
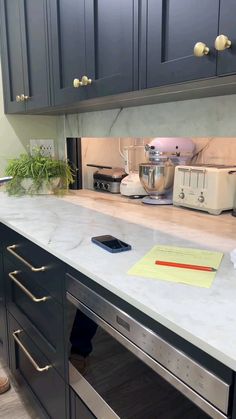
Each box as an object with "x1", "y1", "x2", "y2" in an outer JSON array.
[
  {"x1": 57, "y1": 93, "x2": 236, "y2": 151},
  {"x1": 55, "y1": 93, "x2": 236, "y2": 187}
]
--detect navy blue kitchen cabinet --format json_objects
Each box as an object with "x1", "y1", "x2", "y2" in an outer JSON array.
[
  {"x1": 141, "y1": 0, "x2": 219, "y2": 89},
  {"x1": 217, "y1": 0, "x2": 236, "y2": 75},
  {"x1": 0, "y1": 0, "x2": 50, "y2": 114},
  {"x1": 8, "y1": 313, "x2": 68, "y2": 419},
  {"x1": 0, "y1": 251, "x2": 8, "y2": 362},
  {"x1": 84, "y1": 0, "x2": 139, "y2": 100},
  {"x1": 49, "y1": 0, "x2": 139, "y2": 106},
  {"x1": 1, "y1": 0, "x2": 236, "y2": 113},
  {"x1": 49, "y1": 0, "x2": 88, "y2": 106},
  {"x1": 0, "y1": 223, "x2": 69, "y2": 418}
]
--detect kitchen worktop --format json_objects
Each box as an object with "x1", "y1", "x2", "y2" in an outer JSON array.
[{"x1": 0, "y1": 189, "x2": 236, "y2": 370}]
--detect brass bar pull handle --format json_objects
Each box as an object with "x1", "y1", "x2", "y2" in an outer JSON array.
[
  {"x1": 13, "y1": 330, "x2": 52, "y2": 372},
  {"x1": 7, "y1": 245, "x2": 46, "y2": 272},
  {"x1": 9, "y1": 271, "x2": 50, "y2": 303}
]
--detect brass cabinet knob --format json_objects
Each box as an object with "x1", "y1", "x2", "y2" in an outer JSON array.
[
  {"x1": 20, "y1": 94, "x2": 30, "y2": 101},
  {"x1": 215, "y1": 34, "x2": 231, "y2": 51},
  {"x1": 16, "y1": 94, "x2": 30, "y2": 102},
  {"x1": 73, "y1": 76, "x2": 92, "y2": 88},
  {"x1": 73, "y1": 78, "x2": 83, "y2": 88},
  {"x1": 193, "y1": 42, "x2": 210, "y2": 57},
  {"x1": 81, "y1": 75, "x2": 92, "y2": 86}
]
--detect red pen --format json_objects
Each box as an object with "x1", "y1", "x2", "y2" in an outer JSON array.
[{"x1": 155, "y1": 260, "x2": 216, "y2": 272}]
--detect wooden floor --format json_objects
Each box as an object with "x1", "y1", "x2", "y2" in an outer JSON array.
[{"x1": 0, "y1": 359, "x2": 39, "y2": 419}]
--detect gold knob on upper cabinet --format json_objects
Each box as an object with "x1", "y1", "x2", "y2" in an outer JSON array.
[
  {"x1": 73, "y1": 78, "x2": 83, "y2": 88},
  {"x1": 20, "y1": 94, "x2": 30, "y2": 101},
  {"x1": 73, "y1": 76, "x2": 92, "y2": 88},
  {"x1": 215, "y1": 34, "x2": 232, "y2": 51},
  {"x1": 193, "y1": 42, "x2": 210, "y2": 57},
  {"x1": 81, "y1": 75, "x2": 92, "y2": 86}
]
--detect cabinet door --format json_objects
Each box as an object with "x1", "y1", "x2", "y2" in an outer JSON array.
[
  {"x1": 85, "y1": 0, "x2": 139, "y2": 99},
  {"x1": 143, "y1": 0, "x2": 219, "y2": 88},
  {"x1": 21, "y1": 0, "x2": 50, "y2": 111},
  {"x1": 49, "y1": 0, "x2": 87, "y2": 106},
  {"x1": 217, "y1": 0, "x2": 236, "y2": 75},
  {"x1": 0, "y1": 253, "x2": 8, "y2": 362},
  {"x1": 0, "y1": 0, "x2": 25, "y2": 113}
]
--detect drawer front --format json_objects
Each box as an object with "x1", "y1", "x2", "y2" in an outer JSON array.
[
  {"x1": 5, "y1": 257, "x2": 65, "y2": 377},
  {"x1": 8, "y1": 313, "x2": 68, "y2": 419},
  {"x1": 2, "y1": 224, "x2": 64, "y2": 303}
]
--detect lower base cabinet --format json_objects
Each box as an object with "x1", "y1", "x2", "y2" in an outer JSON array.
[
  {"x1": 0, "y1": 252, "x2": 8, "y2": 362},
  {"x1": 8, "y1": 312, "x2": 68, "y2": 419}
]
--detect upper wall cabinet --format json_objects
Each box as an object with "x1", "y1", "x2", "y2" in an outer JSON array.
[
  {"x1": 84, "y1": 0, "x2": 139, "y2": 100},
  {"x1": 0, "y1": 0, "x2": 50, "y2": 113},
  {"x1": 49, "y1": 0, "x2": 88, "y2": 106},
  {"x1": 217, "y1": 0, "x2": 236, "y2": 75},
  {"x1": 142, "y1": 0, "x2": 219, "y2": 89},
  {"x1": 1, "y1": 0, "x2": 236, "y2": 114},
  {"x1": 49, "y1": 0, "x2": 139, "y2": 106}
]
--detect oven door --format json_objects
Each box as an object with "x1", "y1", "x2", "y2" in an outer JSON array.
[{"x1": 66, "y1": 278, "x2": 231, "y2": 419}]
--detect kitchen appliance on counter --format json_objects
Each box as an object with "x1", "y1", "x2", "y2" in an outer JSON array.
[
  {"x1": 120, "y1": 144, "x2": 147, "y2": 198},
  {"x1": 139, "y1": 138, "x2": 195, "y2": 205},
  {"x1": 173, "y1": 164, "x2": 236, "y2": 215},
  {"x1": 93, "y1": 166, "x2": 127, "y2": 194}
]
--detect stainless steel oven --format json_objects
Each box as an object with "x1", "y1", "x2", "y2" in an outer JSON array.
[{"x1": 66, "y1": 273, "x2": 232, "y2": 419}]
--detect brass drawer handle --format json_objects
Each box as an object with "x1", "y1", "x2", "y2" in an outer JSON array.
[
  {"x1": 9, "y1": 271, "x2": 50, "y2": 303},
  {"x1": 7, "y1": 245, "x2": 46, "y2": 272},
  {"x1": 13, "y1": 329, "x2": 52, "y2": 372}
]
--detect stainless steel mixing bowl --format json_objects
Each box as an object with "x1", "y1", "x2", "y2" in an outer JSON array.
[{"x1": 139, "y1": 160, "x2": 175, "y2": 197}]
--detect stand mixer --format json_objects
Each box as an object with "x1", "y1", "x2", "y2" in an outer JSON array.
[{"x1": 139, "y1": 138, "x2": 195, "y2": 205}]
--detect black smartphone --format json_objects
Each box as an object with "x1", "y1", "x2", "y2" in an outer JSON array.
[{"x1": 91, "y1": 235, "x2": 131, "y2": 253}]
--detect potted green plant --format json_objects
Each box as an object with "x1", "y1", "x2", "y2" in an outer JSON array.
[{"x1": 5, "y1": 150, "x2": 74, "y2": 195}]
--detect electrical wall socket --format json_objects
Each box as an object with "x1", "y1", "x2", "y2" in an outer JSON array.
[{"x1": 30, "y1": 139, "x2": 55, "y2": 157}]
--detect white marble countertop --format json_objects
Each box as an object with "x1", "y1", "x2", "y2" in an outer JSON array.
[{"x1": 1, "y1": 189, "x2": 236, "y2": 369}]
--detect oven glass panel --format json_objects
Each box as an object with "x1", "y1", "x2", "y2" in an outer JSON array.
[{"x1": 68, "y1": 304, "x2": 209, "y2": 419}]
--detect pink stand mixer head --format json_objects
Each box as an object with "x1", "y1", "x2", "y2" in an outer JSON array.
[{"x1": 147, "y1": 137, "x2": 195, "y2": 163}]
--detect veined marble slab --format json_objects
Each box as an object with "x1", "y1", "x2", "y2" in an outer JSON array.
[{"x1": 1, "y1": 190, "x2": 236, "y2": 370}]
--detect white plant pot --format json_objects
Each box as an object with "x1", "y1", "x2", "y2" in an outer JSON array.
[{"x1": 21, "y1": 178, "x2": 60, "y2": 195}]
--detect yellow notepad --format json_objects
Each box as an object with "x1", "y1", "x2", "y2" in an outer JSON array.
[{"x1": 128, "y1": 245, "x2": 223, "y2": 288}]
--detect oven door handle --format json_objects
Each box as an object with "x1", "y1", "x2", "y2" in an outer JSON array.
[{"x1": 67, "y1": 291, "x2": 228, "y2": 419}]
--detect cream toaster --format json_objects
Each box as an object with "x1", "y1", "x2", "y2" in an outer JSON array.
[{"x1": 173, "y1": 165, "x2": 236, "y2": 215}]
